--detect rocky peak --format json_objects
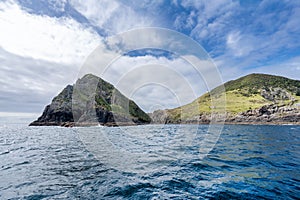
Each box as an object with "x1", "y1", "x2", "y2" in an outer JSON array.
[{"x1": 30, "y1": 74, "x2": 151, "y2": 126}]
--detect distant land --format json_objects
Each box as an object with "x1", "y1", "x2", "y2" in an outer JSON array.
[
  {"x1": 151, "y1": 73, "x2": 300, "y2": 125},
  {"x1": 30, "y1": 73, "x2": 300, "y2": 127}
]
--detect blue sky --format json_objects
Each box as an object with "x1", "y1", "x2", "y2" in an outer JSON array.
[{"x1": 0, "y1": 0, "x2": 300, "y2": 114}]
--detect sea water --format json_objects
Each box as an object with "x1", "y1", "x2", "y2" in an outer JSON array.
[{"x1": 0, "y1": 117, "x2": 299, "y2": 199}]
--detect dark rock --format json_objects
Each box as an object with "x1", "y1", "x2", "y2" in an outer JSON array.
[
  {"x1": 30, "y1": 74, "x2": 151, "y2": 127},
  {"x1": 259, "y1": 105, "x2": 271, "y2": 116},
  {"x1": 228, "y1": 104, "x2": 300, "y2": 124}
]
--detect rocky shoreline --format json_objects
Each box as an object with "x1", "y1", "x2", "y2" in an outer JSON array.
[
  {"x1": 30, "y1": 103, "x2": 300, "y2": 127},
  {"x1": 149, "y1": 104, "x2": 300, "y2": 125},
  {"x1": 30, "y1": 121, "x2": 149, "y2": 127},
  {"x1": 226, "y1": 104, "x2": 300, "y2": 124}
]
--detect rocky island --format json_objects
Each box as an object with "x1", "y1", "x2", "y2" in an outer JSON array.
[
  {"x1": 30, "y1": 73, "x2": 300, "y2": 127},
  {"x1": 30, "y1": 74, "x2": 151, "y2": 127}
]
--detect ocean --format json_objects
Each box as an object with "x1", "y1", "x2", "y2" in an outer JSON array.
[{"x1": 0, "y1": 117, "x2": 299, "y2": 199}]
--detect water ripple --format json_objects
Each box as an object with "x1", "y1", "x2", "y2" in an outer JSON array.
[{"x1": 0, "y1": 124, "x2": 299, "y2": 199}]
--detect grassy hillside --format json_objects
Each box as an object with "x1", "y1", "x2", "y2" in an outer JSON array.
[{"x1": 165, "y1": 73, "x2": 300, "y2": 121}]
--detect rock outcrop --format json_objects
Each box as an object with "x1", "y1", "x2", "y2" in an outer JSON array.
[
  {"x1": 260, "y1": 87, "x2": 293, "y2": 102},
  {"x1": 30, "y1": 74, "x2": 151, "y2": 127},
  {"x1": 226, "y1": 104, "x2": 300, "y2": 124}
]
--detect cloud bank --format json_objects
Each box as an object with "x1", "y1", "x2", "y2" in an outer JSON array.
[{"x1": 1, "y1": 0, "x2": 300, "y2": 114}]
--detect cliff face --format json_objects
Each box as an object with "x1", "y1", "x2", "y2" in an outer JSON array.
[
  {"x1": 150, "y1": 74, "x2": 300, "y2": 124},
  {"x1": 226, "y1": 104, "x2": 300, "y2": 124},
  {"x1": 29, "y1": 85, "x2": 74, "y2": 126},
  {"x1": 30, "y1": 74, "x2": 151, "y2": 127}
]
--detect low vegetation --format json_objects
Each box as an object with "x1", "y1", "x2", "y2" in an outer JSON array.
[{"x1": 165, "y1": 73, "x2": 300, "y2": 119}]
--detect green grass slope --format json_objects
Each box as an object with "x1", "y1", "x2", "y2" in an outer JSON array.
[{"x1": 165, "y1": 73, "x2": 300, "y2": 121}]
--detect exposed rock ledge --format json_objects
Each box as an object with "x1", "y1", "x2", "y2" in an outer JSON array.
[
  {"x1": 150, "y1": 104, "x2": 300, "y2": 125},
  {"x1": 226, "y1": 104, "x2": 300, "y2": 124}
]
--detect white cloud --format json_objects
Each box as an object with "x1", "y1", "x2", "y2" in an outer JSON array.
[
  {"x1": 0, "y1": 1, "x2": 101, "y2": 65},
  {"x1": 226, "y1": 32, "x2": 241, "y2": 53},
  {"x1": 0, "y1": 1, "x2": 104, "y2": 113},
  {"x1": 180, "y1": 0, "x2": 239, "y2": 40},
  {"x1": 0, "y1": 47, "x2": 79, "y2": 112},
  {"x1": 174, "y1": 10, "x2": 197, "y2": 31},
  {"x1": 70, "y1": 0, "x2": 119, "y2": 29},
  {"x1": 1, "y1": 0, "x2": 299, "y2": 115},
  {"x1": 177, "y1": 0, "x2": 300, "y2": 83},
  {"x1": 183, "y1": 0, "x2": 237, "y2": 20},
  {"x1": 69, "y1": 0, "x2": 153, "y2": 34},
  {"x1": 226, "y1": 31, "x2": 256, "y2": 57},
  {"x1": 82, "y1": 54, "x2": 219, "y2": 112}
]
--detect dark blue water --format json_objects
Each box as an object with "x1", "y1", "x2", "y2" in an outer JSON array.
[{"x1": 0, "y1": 118, "x2": 299, "y2": 199}]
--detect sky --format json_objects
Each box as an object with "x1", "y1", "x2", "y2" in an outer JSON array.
[{"x1": 0, "y1": 0, "x2": 300, "y2": 115}]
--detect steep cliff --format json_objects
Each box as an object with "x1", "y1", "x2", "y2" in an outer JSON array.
[{"x1": 30, "y1": 74, "x2": 151, "y2": 127}]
